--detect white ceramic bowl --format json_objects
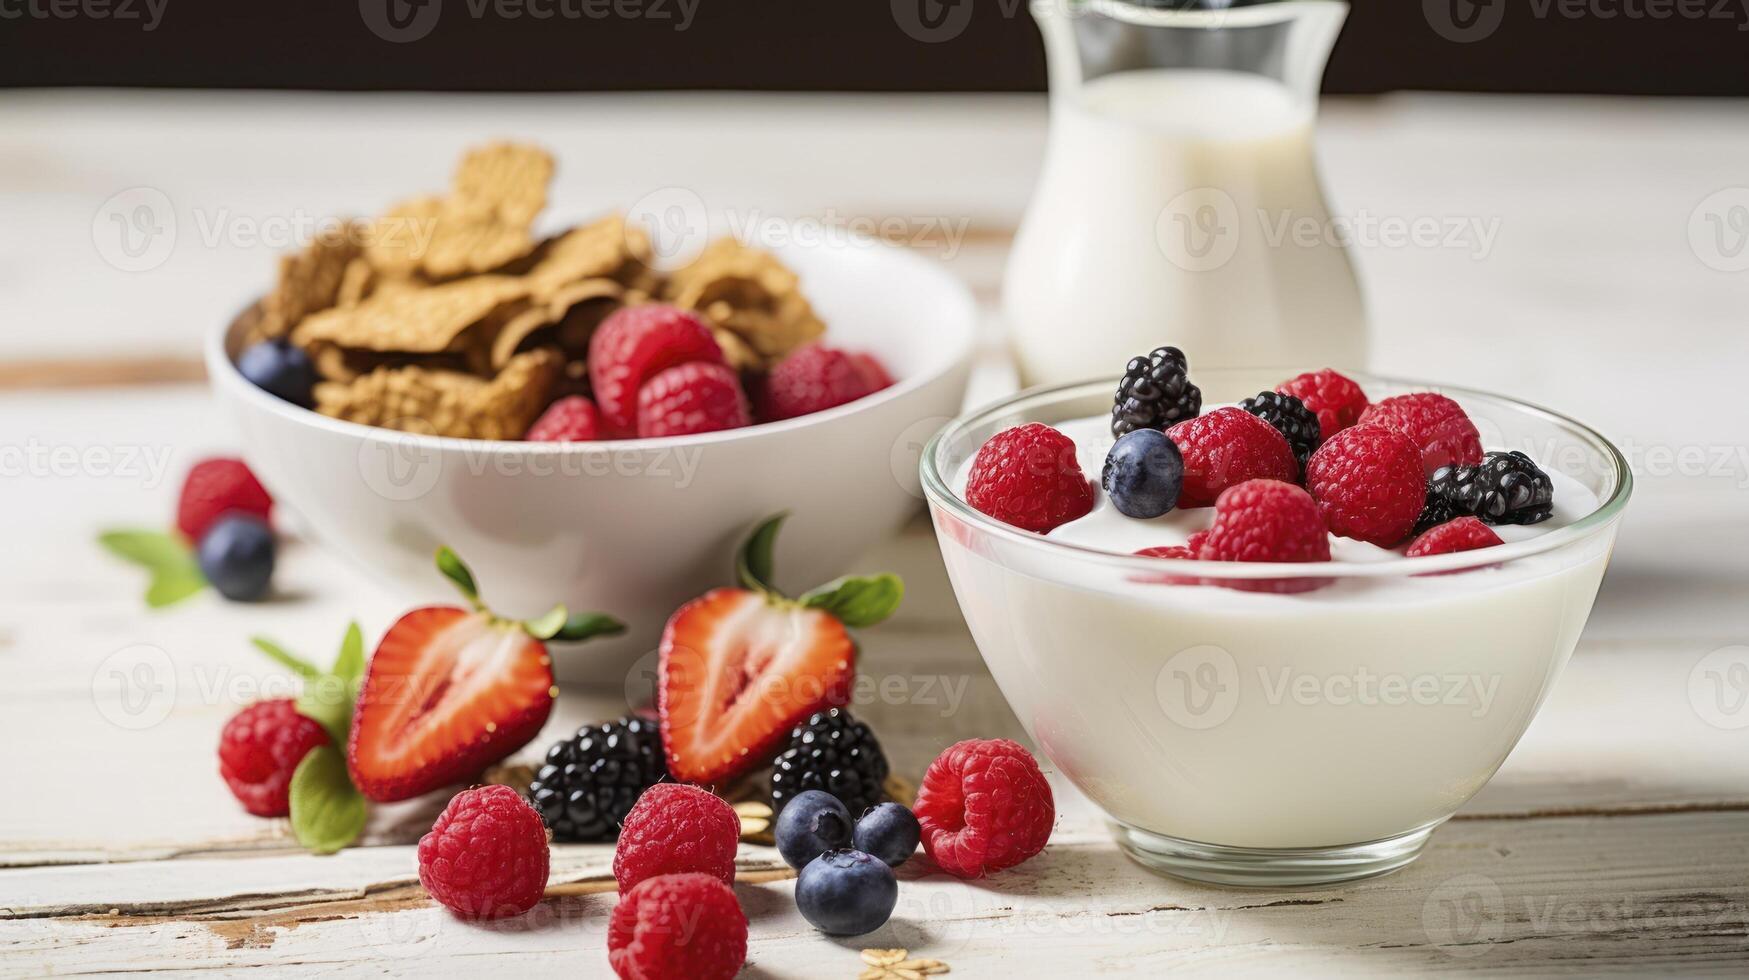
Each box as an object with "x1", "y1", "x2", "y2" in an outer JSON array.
[{"x1": 209, "y1": 237, "x2": 975, "y2": 682}]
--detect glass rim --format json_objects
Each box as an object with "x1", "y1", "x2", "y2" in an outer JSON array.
[{"x1": 920, "y1": 371, "x2": 1633, "y2": 580}]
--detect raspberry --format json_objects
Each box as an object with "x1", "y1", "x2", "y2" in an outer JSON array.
[
  {"x1": 1166, "y1": 407, "x2": 1297, "y2": 508},
  {"x1": 1406, "y1": 516, "x2": 1505, "y2": 558},
  {"x1": 1276, "y1": 368, "x2": 1369, "y2": 441},
  {"x1": 1358, "y1": 393, "x2": 1482, "y2": 474},
  {"x1": 608, "y1": 873, "x2": 747, "y2": 980},
  {"x1": 849, "y1": 352, "x2": 895, "y2": 393},
  {"x1": 964, "y1": 423, "x2": 1094, "y2": 533},
  {"x1": 589, "y1": 305, "x2": 724, "y2": 433},
  {"x1": 417, "y1": 785, "x2": 551, "y2": 920},
  {"x1": 177, "y1": 458, "x2": 273, "y2": 542},
  {"x1": 1304, "y1": 425, "x2": 1426, "y2": 547},
  {"x1": 913, "y1": 738, "x2": 1054, "y2": 878},
  {"x1": 217, "y1": 699, "x2": 329, "y2": 817},
  {"x1": 635, "y1": 362, "x2": 751, "y2": 438},
  {"x1": 1134, "y1": 545, "x2": 1196, "y2": 559},
  {"x1": 526, "y1": 395, "x2": 601, "y2": 441},
  {"x1": 612, "y1": 783, "x2": 740, "y2": 892},
  {"x1": 760, "y1": 345, "x2": 882, "y2": 422},
  {"x1": 1198, "y1": 479, "x2": 1331, "y2": 593}
]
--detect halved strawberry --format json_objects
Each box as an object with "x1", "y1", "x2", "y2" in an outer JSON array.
[
  {"x1": 657, "y1": 515, "x2": 904, "y2": 786},
  {"x1": 659, "y1": 590, "x2": 855, "y2": 785},
  {"x1": 348, "y1": 608, "x2": 554, "y2": 802},
  {"x1": 347, "y1": 549, "x2": 622, "y2": 803}
]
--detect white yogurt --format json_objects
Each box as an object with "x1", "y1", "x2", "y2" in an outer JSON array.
[{"x1": 937, "y1": 415, "x2": 1616, "y2": 849}]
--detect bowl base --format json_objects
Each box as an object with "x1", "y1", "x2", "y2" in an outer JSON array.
[{"x1": 1109, "y1": 820, "x2": 1440, "y2": 887}]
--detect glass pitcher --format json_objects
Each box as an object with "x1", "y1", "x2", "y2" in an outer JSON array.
[{"x1": 1004, "y1": 0, "x2": 1367, "y2": 385}]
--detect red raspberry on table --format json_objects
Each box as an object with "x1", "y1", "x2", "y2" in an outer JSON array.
[
  {"x1": 217, "y1": 699, "x2": 329, "y2": 817},
  {"x1": 589, "y1": 305, "x2": 724, "y2": 434},
  {"x1": 914, "y1": 738, "x2": 1054, "y2": 878},
  {"x1": 1276, "y1": 368, "x2": 1369, "y2": 442},
  {"x1": 760, "y1": 344, "x2": 888, "y2": 422},
  {"x1": 1198, "y1": 479, "x2": 1331, "y2": 593},
  {"x1": 636, "y1": 362, "x2": 752, "y2": 438},
  {"x1": 1167, "y1": 407, "x2": 1297, "y2": 508},
  {"x1": 608, "y1": 873, "x2": 747, "y2": 980},
  {"x1": 1304, "y1": 425, "x2": 1426, "y2": 547},
  {"x1": 964, "y1": 423, "x2": 1094, "y2": 533},
  {"x1": 1406, "y1": 516, "x2": 1504, "y2": 558},
  {"x1": 526, "y1": 395, "x2": 601, "y2": 441},
  {"x1": 417, "y1": 784, "x2": 551, "y2": 920},
  {"x1": 177, "y1": 457, "x2": 273, "y2": 542},
  {"x1": 1358, "y1": 392, "x2": 1483, "y2": 474},
  {"x1": 612, "y1": 783, "x2": 740, "y2": 893}
]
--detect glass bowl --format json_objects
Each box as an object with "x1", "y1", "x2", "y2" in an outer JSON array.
[{"x1": 921, "y1": 369, "x2": 1631, "y2": 886}]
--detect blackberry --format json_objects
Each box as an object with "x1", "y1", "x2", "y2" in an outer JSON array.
[
  {"x1": 1413, "y1": 489, "x2": 1461, "y2": 534},
  {"x1": 1112, "y1": 346, "x2": 1202, "y2": 438},
  {"x1": 1426, "y1": 451, "x2": 1554, "y2": 527},
  {"x1": 1238, "y1": 390, "x2": 1321, "y2": 469},
  {"x1": 770, "y1": 708, "x2": 889, "y2": 816},
  {"x1": 527, "y1": 717, "x2": 667, "y2": 842}
]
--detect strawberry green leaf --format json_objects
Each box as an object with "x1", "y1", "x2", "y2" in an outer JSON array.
[
  {"x1": 330, "y1": 621, "x2": 366, "y2": 686},
  {"x1": 435, "y1": 547, "x2": 480, "y2": 606},
  {"x1": 553, "y1": 612, "x2": 626, "y2": 643},
  {"x1": 522, "y1": 604, "x2": 569, "y2": 640},
  {"x1": 250, "y1": 636, "x2": 324, "y2": 680},
  {"x1": 288, "y1": 745, "x2": 367, "y2": 855},
  {"x1": 799, "y1": 574, "x2": 904, "y2": 629},
  {"x1": 735, "y1": 513, "x2": 788, "y2": 595}
]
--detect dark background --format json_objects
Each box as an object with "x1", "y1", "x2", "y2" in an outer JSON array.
[{"x1": 2, "y1": 0, "x2": 1745, "y2": 94}]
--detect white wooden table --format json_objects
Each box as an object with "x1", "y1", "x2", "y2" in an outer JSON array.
[{"x1": 4, "y1": 91, "x2": 1749, "y2": 976}]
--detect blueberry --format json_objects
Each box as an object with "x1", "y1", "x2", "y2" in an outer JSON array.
[
  {"x1": 775, "y1": 789, "x2": 852, "y2": 869},
  {"x1": 238, "y1": 338, "x2": 317, "y2": 408},
  {"x1": 795, "y1": 848, "x2": 898, "y2": 936},
  {"x1": 1101, "y1": 428, "x2": 1184, "y2": 519},
  {"x1": 196, "y1": 515, "x2": 275, "y2": 601},
  {"x1": 853, "y1": 802, "x2": 920, "y2": 868}
]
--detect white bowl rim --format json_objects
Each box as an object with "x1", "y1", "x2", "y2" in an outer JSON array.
[
  {"x1": 921, "y1": 371, "x2": 1634, "y2": 579},
  {"x1": 207, "y1": 235, "x2": 977, "y2": 455}
]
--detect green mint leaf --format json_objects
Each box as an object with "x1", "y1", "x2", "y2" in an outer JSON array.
[
  {"x1": 330, "y1": 622, "x2": 366, "y2": 686},
  {"x1": 296, "y1": 674, "x2": 355, "y2": 746},
  {"x1": 799, "y1": 574, "x2": 904, "y2": 628},
  {"x1": 435, "y1": 547, "x2": 480, "y2": 606},
  {"x1": 144, "y1": 566, "x2": 207, "y2": 608},
  {"x1": 553, "y1": 612, "x2": 626, "y2": 643},
  {"x1": 522, "y1": 604, "x2": 569, "y2": 640},
  {"x1": 735, "y1": 513, "x2": 788, "y2": 595},
  {"x1": 288, "y1": 745, "x2": 367, "y2": 855},
  {"x1": 250, "y1": 637, "x2": 324, "y2": 680},
  {"x1": 98, "y1": 529, "x2": 191, "y2": 570}
]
